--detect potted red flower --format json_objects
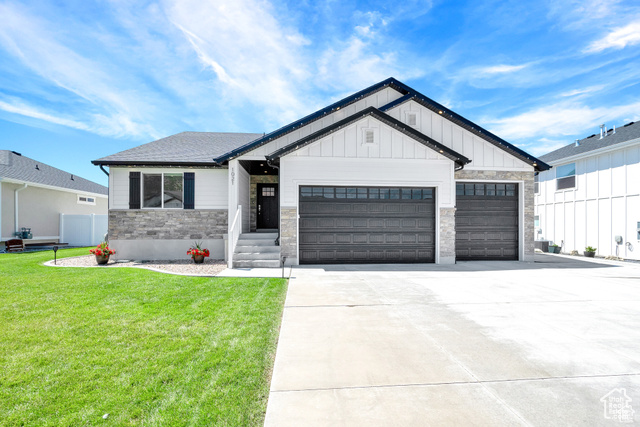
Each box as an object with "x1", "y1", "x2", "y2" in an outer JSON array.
[
  {"x1": 187, "y1": 242, "x2": 210, "y2": 264},
  {"x1": 89, "y1": 242, "x2": 116, "y2": 265}
]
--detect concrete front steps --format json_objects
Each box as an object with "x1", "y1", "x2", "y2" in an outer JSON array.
[{"x1": 233, "y1": 232, "x2": 281, "y2": 268}]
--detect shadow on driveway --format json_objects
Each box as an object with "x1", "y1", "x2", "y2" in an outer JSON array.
[{"x1": 294, "y1": 253, "x2": 623, "y2": 273}]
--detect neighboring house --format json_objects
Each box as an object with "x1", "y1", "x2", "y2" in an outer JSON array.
[
  {"x1": 535, "y1": 122, "x2": 640, "y2": 260},
  {"x1": 0, "y1": 150, "x2": 108, "y2": 245},
  {"x1": 93, "y1": 78, "x2": 549, "y2": 266}
]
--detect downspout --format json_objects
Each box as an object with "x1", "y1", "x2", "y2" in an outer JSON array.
[
  {"x1": 15, "y1": 183, "x2": 27, "y2": 235},
  {"x1": 266, "y1": 158, "x2": 280, "y2": 246},
  {"x1": 99, "y1": 164, "x2": 109, "y2": 176}
]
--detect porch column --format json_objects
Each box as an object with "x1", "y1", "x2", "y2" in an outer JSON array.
[{"x1": 228, "y1": 159, "x2": 240, "y2": 233}]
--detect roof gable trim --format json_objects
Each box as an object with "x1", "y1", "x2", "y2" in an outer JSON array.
[{"x1": 379, "y1": 92, "x2": 550, "y2": 171}]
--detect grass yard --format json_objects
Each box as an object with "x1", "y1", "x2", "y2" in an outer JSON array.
[{"x1": 0, "y1": 248, "x2": 288, "y2": 426}]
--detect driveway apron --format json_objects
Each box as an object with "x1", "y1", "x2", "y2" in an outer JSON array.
[{"x1": 265, "y1": 255, "x2": 640, "y2": 426}]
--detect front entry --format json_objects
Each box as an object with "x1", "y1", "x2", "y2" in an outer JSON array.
[{"x1": 257, "y1": 183, "x2": 279, "y2": 229}]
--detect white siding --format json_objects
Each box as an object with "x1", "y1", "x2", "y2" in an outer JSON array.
[
  {"x1": 110, "y1": 167, "x2": 228, "y2": 210},
  {"x1": 195, "y1": 169, "x2": 228, "y2": 209},
  {"x1": 535, "y1": 141, "x2": 640, "y2": 259},
  {"x1": 238, "y1": 87, "x2": 404, "y2": 160},
  {"x1": 386, "y1": 100, "x2": 532, "y2": 170},
  {"x1": 110, "y1": 167, "x2": 130, "y2": 209}
]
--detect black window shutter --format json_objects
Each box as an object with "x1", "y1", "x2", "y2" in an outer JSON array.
[
  {"x1": 184, "y1": 172, "x2": 195, "y2": 209},
  {"x1": 129, "y1": 171, "x2": 141, "y2": 209}
]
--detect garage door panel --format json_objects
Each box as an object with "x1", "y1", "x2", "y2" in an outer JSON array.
[
  {"x1": 456, "y1": 182, "x2": 519, "y2": 261},
  {"x1": 299, "y1": 186, "x2": 436, "y2": 264}
]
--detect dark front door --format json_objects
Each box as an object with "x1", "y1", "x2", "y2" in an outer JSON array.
[
  {"x1": 455, "y1": 182, "x2": 519, "y2": 260},
  {"x1": 298, "y1": 186, "x2": 436, "y2": 264},
  {"x1": 257, "y1": 184, "x2": 278, "y2": 229}
]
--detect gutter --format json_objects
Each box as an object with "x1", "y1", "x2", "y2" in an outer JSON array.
[{"x1": 15, "y1": 183, "x2": 27, "y2": 235}]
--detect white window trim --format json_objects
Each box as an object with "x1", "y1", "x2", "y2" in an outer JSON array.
[
  {"x1": 77, "y1": 195, "x2": 96, "y2": 205},
  {"x1": 555, "y1": 162, "x2": 576, "y2": 192},
  {"x1": 141, "y1": 172, "x2": 184, "y2": 209}
]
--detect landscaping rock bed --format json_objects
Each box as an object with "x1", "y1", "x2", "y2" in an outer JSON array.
[{"x1": 45, "y1": 255, "x2": 227, "y2": 276}]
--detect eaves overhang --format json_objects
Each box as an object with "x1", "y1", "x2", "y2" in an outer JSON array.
[
  {"x1": 265, "y1": 106, "x2": 471, "y2": 168},
  {"x1": 91, "y1": 160, "x2": 224, "y2": 167}
]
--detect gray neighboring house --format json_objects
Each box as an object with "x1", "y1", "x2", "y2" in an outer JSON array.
[
  {"x1": 93, "y1": 78, "x2": 549, "y2": 266},
  {"x1": 535, "y1": 121, "x2": 640, "y2": 260},
  {"x1": 0, "y1": 150, "x2": 108, "y2": 245}
]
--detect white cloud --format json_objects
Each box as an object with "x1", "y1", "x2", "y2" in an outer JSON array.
[
  {"x1": 165, "y1": 0, "x2": 312, "y2": 126},
  {"x1": 0, "y1": 97, "x2": 90, "y2": 131},
  {"x1": 525, "y1": 138, "x2": 570, "y2": 156},
  {"x1": 0, "y1": 2, "x2": 162, "y2": 138},
  {"x1": 559, "y1": 85, "x2": 605, "y2": 97},
  {"x1": 485, "y1": 100, "x2": 640, "y2": 141},
  {"x1": 477, "y1": 64, "x2": 529, "y2": 74},
  {"x1": 584, "y1": 21, "x2": 640, "y2": 53}
]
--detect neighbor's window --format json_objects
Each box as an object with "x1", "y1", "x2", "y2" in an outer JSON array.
[
  {"x1": 534, "y1": 215, "x2": 540, "y2": 228},
  {"x1": 556, "y1": 163, "x2": 575, "y2": 190},
  {"x1": 77, "y1": 195, "x2": 96, "y2": 205},
  {"x1": 143, "y1": 173, "x2": 183, "y2": 208},
  {"x1": 534, "y1": 173, "x2": 540, "y2": 194}
]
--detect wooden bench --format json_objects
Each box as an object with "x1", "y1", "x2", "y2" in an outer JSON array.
[{"x1": 5, "y1": 239, "x2": 25, "y2": 252}]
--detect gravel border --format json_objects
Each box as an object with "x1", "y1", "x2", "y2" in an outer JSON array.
[{"x1": 44, "y1": 255, "x2": 227, "y2": 277}]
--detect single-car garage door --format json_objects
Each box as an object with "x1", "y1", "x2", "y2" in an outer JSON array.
[
  {"x1": 299, "y1": 186, "x2": 436, "y2": 264},
  {"x1": 455, "y1": 182, "x2": 519, "y2": 260}
]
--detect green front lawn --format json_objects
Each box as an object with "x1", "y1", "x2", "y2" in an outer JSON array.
[{"x1": 0, "y1": 249, "x2": 288, "y2": 426}]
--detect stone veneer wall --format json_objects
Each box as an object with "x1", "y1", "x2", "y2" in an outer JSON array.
[
  {"x1": 439, "y1": 207, "x2": 456, "y2": 263},
  {"x1": 250, "y1": 175, "x2": 279, "y2": 231},
  {"x1": 109, "y1": 209, "x2": 228, "y2": 240},
  {"x1": 454, "y1": 169, "x2": 535, "y2": 260},
  {"x1": 280, "y1": 207, "x2": 297, "y2": 263}
]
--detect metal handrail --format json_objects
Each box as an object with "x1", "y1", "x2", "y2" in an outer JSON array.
[{"x1": 228, "y1": 205, "x2": 242, "y2": 268}]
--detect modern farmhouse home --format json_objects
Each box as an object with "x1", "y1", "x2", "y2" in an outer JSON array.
[
  {"x1": 93, "y1": 78, "x2": 549, "y2": 267},
  {"x1": 535, "y1": 121, "x2": 640, "y2": 260}
]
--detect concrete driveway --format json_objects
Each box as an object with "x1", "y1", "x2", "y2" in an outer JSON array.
[{"x1": 265, "y1": 254, "x2": 640, "y2": 426}]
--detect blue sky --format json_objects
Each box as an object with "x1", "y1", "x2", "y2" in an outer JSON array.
[{"x1": 1, "y1": 0, "x2": 640, "y2": 186}]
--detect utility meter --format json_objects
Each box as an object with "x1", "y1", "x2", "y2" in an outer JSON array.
[
  {"x1": 615, "y1": 235, "x2": 623, "y2": 245},
  {"x1": 637, "y1": 222, "x2": 640, "y2": 240}
]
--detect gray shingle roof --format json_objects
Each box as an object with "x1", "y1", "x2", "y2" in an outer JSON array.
[
  {"x1": 92, "y1": 132, "x2": 263, "y2": 165},
  {"x1": 539, "y1": 121, "x2": 640, "y2": 163},
  {"x1": 0, "y1": 150, "x2": 108, "y2": 195}
]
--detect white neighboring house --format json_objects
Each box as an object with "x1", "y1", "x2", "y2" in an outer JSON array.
[
  {"x1": 93, "y1": 78, "x2": 549, "y2": 267},
  {"x1": 0, "y1": 150, "x2": 108, "y2": 246},
  {"x1": 535, "y1": 122, "x2": 640, "y2": 260}
]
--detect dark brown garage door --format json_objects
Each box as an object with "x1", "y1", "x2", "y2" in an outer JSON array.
[
  {"x1": 455, "y1": 182, "x2": 519, "y2": 260},
  {"x1": 299, "y1": 186, "x2": 436, "y2": 264}
]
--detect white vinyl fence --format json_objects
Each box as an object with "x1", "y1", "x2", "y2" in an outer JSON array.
[{"x1": 60, "y1": 214, "x2": 108, "y2": 246}]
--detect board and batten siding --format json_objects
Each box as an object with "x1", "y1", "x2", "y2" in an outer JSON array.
[
  {"x1": 535, "y1": 143, "x2": 640, "y2": 260},
  {"x1": 109, "y1": 167, "x2": 228, "y2": 210},
  {"x1": 240, "y1": 87, "x2": 404, "y2": 160},
  {"x1": 279, "y1": 116, "x2": 455, "y2": 207},
  {"x1": 385, "y1": 100, "x2": 531, "y2": 170}
]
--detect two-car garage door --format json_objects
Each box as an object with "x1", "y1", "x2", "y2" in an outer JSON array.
[{"x1": 298, "y1": 186, "x2": 436, "y2": 264}]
